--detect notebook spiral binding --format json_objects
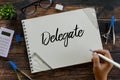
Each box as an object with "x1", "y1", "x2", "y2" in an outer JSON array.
[{"x1": 21, "y1": 21, "x2": 34, "y2": 72}]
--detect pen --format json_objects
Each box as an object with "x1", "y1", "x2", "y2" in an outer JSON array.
[
  {"x1": 9, "y1": 61, "x2": 33, "y2": 80},
  {"x1": 90, "y1": 50, "x2": 120, "y2": 69},
  {"x1": 9, "y1": 61, "x2": 21, "y2": 80}
]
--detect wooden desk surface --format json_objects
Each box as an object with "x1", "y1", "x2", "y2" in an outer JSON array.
[{"x1": 0, "y1": 0, "x2": 120, "y2": 80}]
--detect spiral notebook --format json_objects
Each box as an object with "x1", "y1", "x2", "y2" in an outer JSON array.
[{"x1": 21, "y1": 8, "x2": 103, "y2": 73}]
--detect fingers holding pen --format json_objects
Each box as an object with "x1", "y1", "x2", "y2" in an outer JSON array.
[
  {"x1": 92, "y1": 52, "x2": 100, "y2": 68},
  {"x1": 94, "y1": 49, "x2": 112, "y2": 59},
  {"x1": 93, "y1": 49, "x2": 113, "y2": 68}
]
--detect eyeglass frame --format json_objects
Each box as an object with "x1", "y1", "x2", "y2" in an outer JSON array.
[{"x1": 21, "y1": 0, "x2": 53, "y2": 15}]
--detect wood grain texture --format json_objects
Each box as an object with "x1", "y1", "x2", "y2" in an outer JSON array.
[{"x1": 0, "y1": 0, "x2": 120, "y2": 80}]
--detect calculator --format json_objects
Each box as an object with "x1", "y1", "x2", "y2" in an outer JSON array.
[{"x1": 0, "y1": 27, "x2": 14, "y2": 57}]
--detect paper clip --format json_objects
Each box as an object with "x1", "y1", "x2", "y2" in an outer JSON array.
[
  {"x1": 9, "y1": 61, "x2": 33, "y2": 80},
  {"x1": 102, "y1": 16, "x2": 115, "y2": 45}
]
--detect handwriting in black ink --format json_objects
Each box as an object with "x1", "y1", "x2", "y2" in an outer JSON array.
[{"x1": 42, "y1": 24, "x2": 84, "y2": 47}]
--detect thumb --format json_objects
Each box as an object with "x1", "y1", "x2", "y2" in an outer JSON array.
[{"x1": 92, "y1": 52, "x2": 100, "y2": 68}]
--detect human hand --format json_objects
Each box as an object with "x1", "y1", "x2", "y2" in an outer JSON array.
[{"x1": 92, "y1": 49, "x2": 113, "y2": 80}]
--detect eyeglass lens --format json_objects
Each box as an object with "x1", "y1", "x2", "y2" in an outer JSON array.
[
  {"x1": 39, "y1": 0, "x2": 53, "y2": 9},
  {"x1": 24, "y1": 5, "x2": 37, "y2": 15}
]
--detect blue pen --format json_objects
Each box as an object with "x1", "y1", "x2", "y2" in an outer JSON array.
[
  {"x1": 102, "y1": 16, "x2": 115, "y2": 44},
  {"x1": 9, "y1": 61, "x2": 21, "y2": 80},
  {"x1": 9, "y1": 61, "x2": 33, "y2": 80}
]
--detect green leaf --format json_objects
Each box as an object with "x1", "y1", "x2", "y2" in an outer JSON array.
[{"x1": 0, "y1": 3, "x2": 15, "y2": 20}]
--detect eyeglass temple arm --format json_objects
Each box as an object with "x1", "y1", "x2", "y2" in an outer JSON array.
[{"x1": 21, "y1": 1, "x2": 38, "y2": 12}]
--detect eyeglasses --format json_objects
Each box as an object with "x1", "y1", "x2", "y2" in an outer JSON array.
[{"x1": 21, "y1": 0, "x2": 53, "y2": 15}]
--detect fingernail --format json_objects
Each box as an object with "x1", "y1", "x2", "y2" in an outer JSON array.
[{"x1": 92, "y1": 52, "x2": 97, "y2": 55}]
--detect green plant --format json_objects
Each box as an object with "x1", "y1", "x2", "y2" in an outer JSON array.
[{"x1": 0, "y1": 4, "x2": 15, "y2": 20}]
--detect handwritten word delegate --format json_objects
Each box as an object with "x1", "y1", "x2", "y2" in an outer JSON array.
[{"x1": 42, "y1": 25, "x2": 84, "y2": 47}]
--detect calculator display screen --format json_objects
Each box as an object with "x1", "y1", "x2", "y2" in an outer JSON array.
[{"x1": 1, "y1": 31, "x2": 11, "y2": 37}]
